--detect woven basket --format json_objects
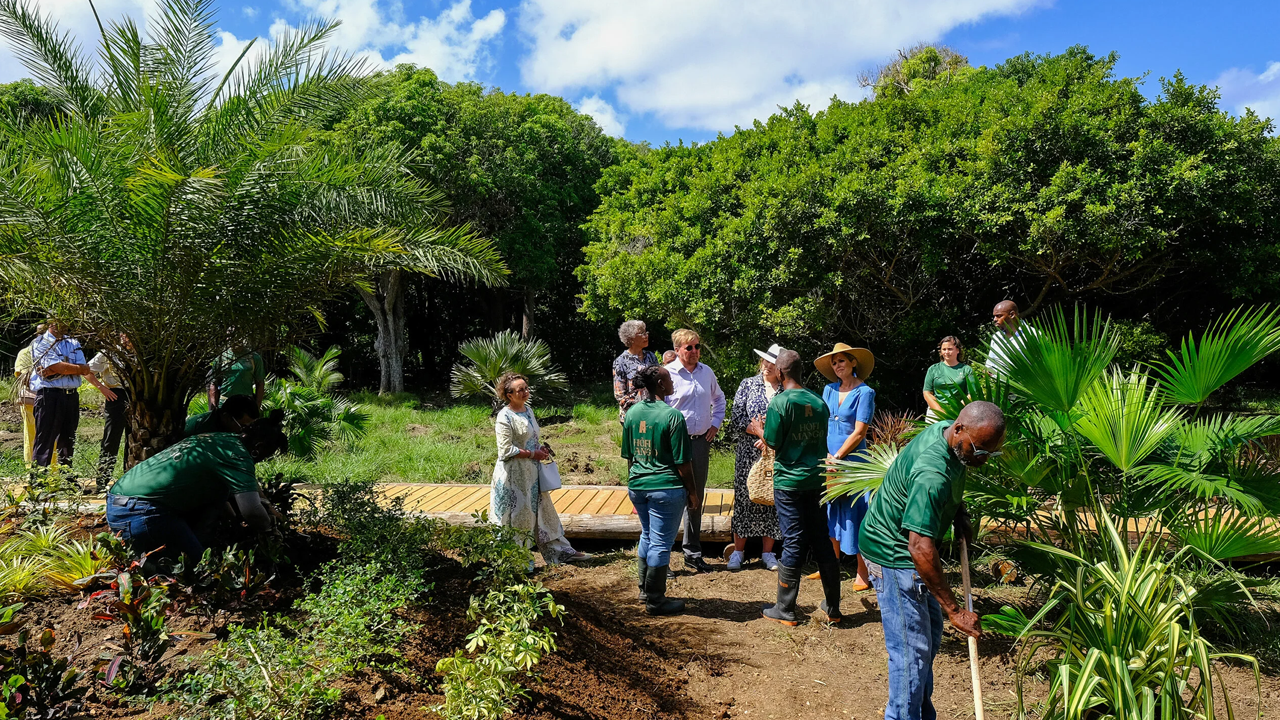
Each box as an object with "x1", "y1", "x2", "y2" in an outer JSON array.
[{"x1": 746, "y1": 445, "x2": 776, "y2": 506}]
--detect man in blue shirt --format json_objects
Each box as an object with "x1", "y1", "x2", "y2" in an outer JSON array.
[
  {"x1": 30, "y1": 322, "x2": 94, "y2": 468},
  {"x1": 663, "y1": 328, "x2": 726, "y2": 573}
]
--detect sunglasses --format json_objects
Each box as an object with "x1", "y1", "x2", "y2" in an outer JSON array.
[
  {"x1": 969, "y1": 440, "x2": 1002, "y2": 459},
  {"x1": 511, "y1": 387, "x2": 529, "y2": 394},
  {"x1": 682, "y1": 344, "x2": 701, "y2": 351}
]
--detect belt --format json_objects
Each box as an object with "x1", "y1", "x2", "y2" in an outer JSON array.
[
  {"x1": 109, "y1": 494, "x2": 132, "y2": 507},
  {"x1": 37, "y1": 387, "x2": 79, "y2": 395}
]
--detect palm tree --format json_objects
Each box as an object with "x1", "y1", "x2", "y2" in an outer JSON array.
[
  {"x1": 287, "y1": 346, "x2": 345, "y2": 394},
  {"x1": 450, "y1": 330, "x2": 568, "y2": 410},
  {"x1": 0, "y1": 0, "x2": 506, "y2": 465}
]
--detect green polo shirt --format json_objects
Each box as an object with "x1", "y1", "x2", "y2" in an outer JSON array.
[
  {"x1": 183, "y1": 411, "x2": 222, "y2": 438},
  {"x1": 860, "y1": 421, "x2": 967, "y2": 569},
  {"x1": 923, "y1": 362, "x2": 973, "y2": 404},
  {"x1": 762, "y1": 388, "x2": 828, "y2": 492},
  {"x1": 215, "y1": 351, "x2": 264, "y2": 398},
  {"x1": 621, "y1": 400, "x2": 691, "y2": 491},
  {"x1": 109, "y1": 433, "x2": 258, "y2": 513}
]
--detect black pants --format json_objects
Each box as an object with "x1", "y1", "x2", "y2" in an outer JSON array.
[
  {"x1": 33, "y1": 388, "x2": 80, "y2": 468},
  {"x1": 97, "y1": 388, "x2": 129, "y2": 485},
  {"x1": 774, "y1": 487, "x2": 839, "y2": 569}
]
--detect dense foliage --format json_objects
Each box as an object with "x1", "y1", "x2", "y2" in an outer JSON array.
[
  {"x1": 0, "y1": 0, "x2": 503, "y2": 460},
  {"x1": 578, "y1": 47, "x2": 1280, "y2": 398}
]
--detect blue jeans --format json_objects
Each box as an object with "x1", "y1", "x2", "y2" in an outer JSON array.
[
  {"x1": 630, "y1": 487, "x2": 687, "y2": 568},
  {"x1": 870, "y1": 563, "x2": 945, "y2": 720},
  {"x1": 105, "y1": 494, "x2": 204, "y2": 561},
  {"x1": 774, "y1": 488, "x2": 839, "y2": 569}
]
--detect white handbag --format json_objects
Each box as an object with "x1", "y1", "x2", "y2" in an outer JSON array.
[{"x1": 538, "y1": 460, "x2": 562, "y2": 492}]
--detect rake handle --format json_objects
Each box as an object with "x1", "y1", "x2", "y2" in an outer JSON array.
[{"x1": 961, "y1": 538, "x2": 985, "y2": 720}]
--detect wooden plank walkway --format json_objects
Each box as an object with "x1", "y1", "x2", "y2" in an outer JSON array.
[{"x1": 378, "y1": 483, "x2": 734, "y2": 541}]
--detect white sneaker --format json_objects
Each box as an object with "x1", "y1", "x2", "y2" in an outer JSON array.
[
  {"x1": 726, "y1": 550, "x2": 744, "y2": 571},
  {"x1": 760, "y1": 552, "x2": 779, "y2": 571}
]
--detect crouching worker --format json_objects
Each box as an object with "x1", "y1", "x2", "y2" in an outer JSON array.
[
  {"x1": 748, "y1": 348, "x2": 843, "y2": 625},
  {"x1": 622, "y1": 365, "x2": 700, "y2": 615},
  {"x1": 106, "y1": 410, "x2": 288, "y2": 562},
  {"x1": 183, "y1": 393, "x2": 260, "y2": 438}
]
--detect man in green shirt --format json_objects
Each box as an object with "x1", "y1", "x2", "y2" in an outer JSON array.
[
  {"x1": 621, "y1": 365, "x2": 699, "y2": 616},
  {"x1": 860, "y1": 401, "x2": 1005, "y2": 720},
  {"x1": 747, "y1": 349, "x2": 843, "y2": 626},
  {"x1": 106, "y1": 411, "x2": 288, "y2": 562},
  {"x1": 208, "y1": 346, "x2": 266, "y2": 411}
]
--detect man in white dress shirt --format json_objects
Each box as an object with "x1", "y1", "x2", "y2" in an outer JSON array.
[{"x1": 664, "y1": 328, "x2": 725, "y2": 573}]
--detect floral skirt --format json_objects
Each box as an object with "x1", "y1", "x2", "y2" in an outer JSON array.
[{"x1": 491, "y1": 458, "x2": 575, "y2": 564}]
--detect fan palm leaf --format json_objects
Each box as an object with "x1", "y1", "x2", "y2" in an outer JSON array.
[
  {"x1": 984, "y1": 306, "x2": 1119, "y2": 427},
  {"x1": 1073, "y1": 369, "x2": 1181, "y2": 473},
  {"x1": 1153, "y1": 305, "x2": 1280, "y2": 406},
  {"x1": 822, "y1": 444, "x2": 900, "y2": 503},
  {"x1": 1168, "y1": 509, "x2": 1280, "y2": 561},
  {"x1": 288, "y1": 346, "x2": 344, "y2": 393}
]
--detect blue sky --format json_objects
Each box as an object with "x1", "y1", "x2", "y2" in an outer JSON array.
[{"x1": 6, "y1": 1, "x2": 1279, "y2": 144}]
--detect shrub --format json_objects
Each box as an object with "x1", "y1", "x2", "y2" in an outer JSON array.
[
  {"x1": 0, "y1": 603, "x2": 86, "y2": 719},
  {"x1": 435, "y1": 583, "x2": 564, "y2": 720},
  {"x1": 449, "y1": 330, "x2": 568, "y2": 408}
]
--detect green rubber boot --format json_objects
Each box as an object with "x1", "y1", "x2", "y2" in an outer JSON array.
[
  {"x1": 644, "y1": 564, "x2": 686, "y2": 616},
  {"x1": 817, "y1": 562, "x2": 843, "y2": 623},
  {"x1": 637, "y1": 556, "x2": 649, "y2": 602}
]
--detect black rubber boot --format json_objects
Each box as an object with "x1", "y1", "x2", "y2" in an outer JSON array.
[
  {"x1": 644, "y1": 564, "x2": 686, "y2": 616},
  {"x1": 817, "y1": 562, "x2": 843, "y2": 622},
  {"x1": 762, "y1": 564, "x2": 802, "y2": 625},
  {"x1": 637, "y1": 556, "x2": 649, "y2": 602}
]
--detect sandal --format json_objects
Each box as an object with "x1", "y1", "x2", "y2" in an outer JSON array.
[
  {"x1": 850, "y1": 579, "x2": 871, "y2": 592},
  {"x1": 566, "y1": 551, "x2": 594, "y2": 563}
]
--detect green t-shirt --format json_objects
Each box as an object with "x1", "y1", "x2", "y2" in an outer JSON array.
[
  {"x1": 762, "y1": 388, "x2": 829, "y2": 492},
  {"x1": 860, "y1": 420, "x2": 967, "y2": 569},
  {"x1": 621, "y1": 400, "x2": 691, "y2": 491},
  {"x1": 109, "y1": 433, "x2": 259, "y2": 513},
  {"x1": 183, "y1": 411, "x2": 222, "y2": 438},
  {"x1": 215, "y1": 351, "x2": 264, "y2": 398},
  {"x1": 923, "y1": 361, "x2": 973, "y2": 404}
]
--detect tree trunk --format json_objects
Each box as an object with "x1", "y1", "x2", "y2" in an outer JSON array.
[
  {"x1": 358, "y1": 269, "x2": 409, "y2": 395},
  {"x1": 124, "y1": 389, "x2": 187, "y2": 470},
  {"x1": 521, "y1": 287, "x2": 535, "y2": 339}
]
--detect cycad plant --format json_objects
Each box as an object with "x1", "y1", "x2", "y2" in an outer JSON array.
[
  {"x1": 262, "y1": 346, "x2": 369, "y2": 458},
  {"x1": 450, "y1": 330, "x2": 568, "y2": 409},
  {"x1": 0, "y1": 0, "x2": 506, "y2": 465},
  {"x1": 286, "y1": 346, "x2": 345, "y2": 393}
]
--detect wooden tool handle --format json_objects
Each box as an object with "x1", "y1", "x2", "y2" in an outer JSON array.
[{"x1": 961, "y1": 539, "x2": 985, "y2": 720}]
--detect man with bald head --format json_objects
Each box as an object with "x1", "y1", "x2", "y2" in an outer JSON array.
[
  {"x1": 988, "y1": 300, "x2": 1031, "y2": 377},
  {"x1": 860, "y1": 401, "x2": 1005, "y2": 720},
  {"x1": 747, "y1": 348, "x2": 844, "y2": 625}
]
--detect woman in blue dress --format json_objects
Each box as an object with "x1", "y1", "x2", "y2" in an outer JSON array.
[{"x1": 813, "y1": 343, "x2": 876, "y2": 591}]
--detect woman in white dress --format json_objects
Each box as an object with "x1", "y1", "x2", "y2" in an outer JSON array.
[{"x1": 490, "y1": 372, "x2": 591, "y2": 566}]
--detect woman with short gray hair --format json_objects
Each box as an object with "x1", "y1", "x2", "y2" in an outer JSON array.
[{"x1": 612, "y1": 320, "x2": 659, "y2": 422}]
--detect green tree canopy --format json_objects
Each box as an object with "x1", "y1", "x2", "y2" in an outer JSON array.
[
  {"x1": 578, "y1": 47, "x2": 1280, "y2": 396},
  {"x1": 320, "y1": 65, "x2": 617, "y2": 392},
  {"x1": 0, "y1": 0, "x2": 504, "y2": 460}
]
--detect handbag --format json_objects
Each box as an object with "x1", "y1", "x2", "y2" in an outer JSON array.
[
  {"x1": 538, "y1": 460, "x2": 563, "y2": 492},
  {"x1": 746, "y1": 445, "x2": 775, "y2": 506}
]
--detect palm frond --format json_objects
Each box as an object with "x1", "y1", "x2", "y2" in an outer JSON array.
[
  {"x1": 0, "y1": 0, "x2": 105, "y2": 119},
  {"x1": 450, "y1": 330, "x2": 568, "y2": 403},
  {"x1": 1169, "y1": 509, "x2": 1280, "y2": 561},
  {"x1": 1073, "y1": 369, "x2": 1181, "y2": 473},
  {"x1": 1153, "y1": 305, "x2": 1280, "y2": 406},
  {"x1": 984, "y1": 306, "x2": 1119, "y2": 426},
  {"x1": 822, "y1": 444, "x2": 900, "y2": 503}
]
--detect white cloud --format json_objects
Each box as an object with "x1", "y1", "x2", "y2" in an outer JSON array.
[
  {"x1": 517, "y1": 0, "x2": 1042, "y2": 131},
  {"x1": 0, "y1": 0, "x2": 158, "y2": 82},
  {"x1": 272, "y1": 0, "x2": 506, "y2": 81},
  {"x1": 242, "y1": 6, "x2": 259, "y2": 19},
  {"x1": 576, "y1": 94, "x2": 626, "y2": 137},
  {"x1": 1215, "y1": 62, "x2": 1280, "y2": 124}
]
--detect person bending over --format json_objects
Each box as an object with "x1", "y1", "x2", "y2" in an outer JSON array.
[
  {"x1": 748, "y1": 348, "x2": 843, "y2": 625},
  {"x1": 106, "y1": 411, "x2": 288, "y2": 562},
  {"x1": 860, "y1": 401, "x2": 1005, "y2": 720},
  {"x1": 184, "y1": 393, "x2": 260, "y2": 438},
  {"x1": 622, "y1": 365, "x2": 699, "y2": 615}
]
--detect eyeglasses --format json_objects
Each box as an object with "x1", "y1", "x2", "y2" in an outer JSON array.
[
  {"x1": 682, "y1": 344, "x2": 701, "y2": 351},
  {"x1": 511, "y1": 387, "x2": 529, "y2": 394},
  {"x1": 969, "y1": 440, "x2": 1002, "y2": 459}
]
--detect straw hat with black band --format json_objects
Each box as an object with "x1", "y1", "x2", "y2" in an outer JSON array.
[{"x1": 813, "y1": 343, "x2": 875, "y2": 383}]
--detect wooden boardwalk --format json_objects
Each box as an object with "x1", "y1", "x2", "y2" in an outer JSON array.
[{"x1": 378, "y1": 483, "x2": 734, "y2": 541}]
